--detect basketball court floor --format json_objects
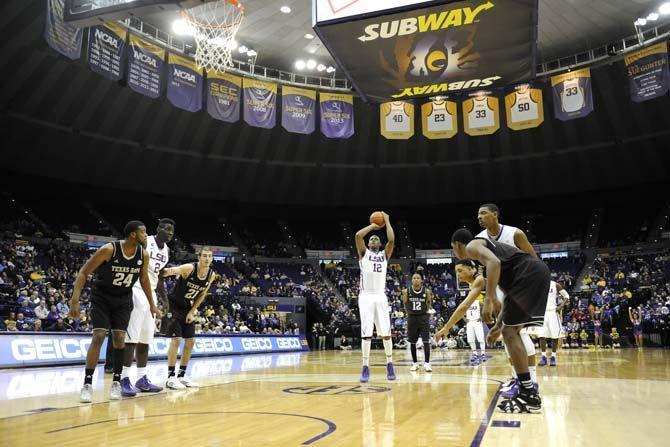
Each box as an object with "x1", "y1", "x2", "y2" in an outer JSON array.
[{"x1": 0, "y1": 348, "x2": 668, "y2": 446}]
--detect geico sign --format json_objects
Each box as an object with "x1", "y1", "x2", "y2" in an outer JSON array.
[
  {"x1": 276, "y1": 338, "x2": 301, "y2": 349},
  {"x1": 11, "y1": 338, "x2": 91, "y2": 361},
  {"x1": 192, "y1": 338, "x2": 234, "y2": 353},
  {"x1": 241, "y1": 338, "x2": 273, "y2": 351}
]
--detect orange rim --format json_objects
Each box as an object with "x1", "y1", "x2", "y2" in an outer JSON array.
[{"x1": 182, "y1": 0, "x2": 244, "y2": 30}]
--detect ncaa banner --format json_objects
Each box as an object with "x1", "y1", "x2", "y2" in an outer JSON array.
[
  {"x1": 380, "y1": 100, "x2": 414, "y2": 139},
  {"x1": 243, "y1": 79, "x2": 278, "y2": 129},
  {"x1": 282, "y1": 86, "x2": 317, "y2": 134},
  {"x1": 320, "y1": 92, "x2": 355, "y2": 139},
  {"x1": 462, "y1": 90, "x2": 499, "y2": 136},
  {"x1": 504, "y1": 84, "x2": 544, "y2": 131},
  {"x1": 624, "y1": 42, "x2": 670, "y2": 103},
  {"x1": 207, "y1": 70, "x2": 241, "y2": 123},
  {"x1": 421, "y1": 96, "x2": 458, "y2": 139},
  {"x1": 44, "y1": 0, "x2": 82, "y2": 60},
  {"x1": 128, "y1": 35, "x2": 165, "y2": 99},
  {"x1": 167, "y1": 53, "x2": 203, "y2": 112},
  {"x1": 551, "y1": 68, "x2": 593, "y2": 121},
  {"x1": 314, "y1": 0, "x2": 538, "y2": 102},
  {"x1": 87, "y1": 23, "x2": 127, "y2": 81}
]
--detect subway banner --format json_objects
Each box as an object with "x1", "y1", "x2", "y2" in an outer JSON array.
[
  {"x1": 313, "y1": 0, "x2": 538, "y2": 102},
  {"x1": 282, "y1": 86, "x2": 317, "y2": 134},
  {"x1": 167, "y1": 53, "x2": 203, "y2": 112},
  {"x1": 624, "y1": 41, "x2": 670, "y2": 103},
  {"x1": 0, "y1": 333, "x2": 309, "y2": 368},
  {"x1": 243, "y1": 78, "x2": 278, "y2": 129},
  {"x1": 207, "y1": 71, "x2": 242, "y2": 123}
]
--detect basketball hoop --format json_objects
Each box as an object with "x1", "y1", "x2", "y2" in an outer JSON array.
[{"x1": 182, "y1": 0, "x2": 244, "y2": 73}]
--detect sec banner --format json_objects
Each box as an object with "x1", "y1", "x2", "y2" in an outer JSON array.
[
  {"x1": 320, "y1": 92, "x2": 355, "y2": 138},
  {"x1": 624, "y1": 42, "x2": 670, "y2": 103},
  {"x1": 463, "y1": 91, "x2": 499, "y2": 136},
  {"x1": 167, "y1": 53, "x2": 203, "y2": 112},
  {"x1": 282, "y1": 86, "x2": 316, "y2": 134},
  {"x1": 87, "y1": 23, "x2": 127, "y2": 81},
  {"x1": 207, "y1": 71, "x2": 241, "y2": 123},
  {"x1": 128, "y1": 35, "x2": 164, "y2": 99},
  {"x1": 380, "y1": 101, "x2": 414, "y2": 139},
  {"x1": 243, "y1": 79, "x2": 278, "y2": 129},
  {"x1": 314, "y1": 0, "x2": 538, "y2": 102},
  {"x1": 421, "y1": 97, "x2": 457, "y2": 139}
]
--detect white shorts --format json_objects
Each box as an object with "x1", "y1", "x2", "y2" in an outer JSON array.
[
  {"x1": 124, "y1": 288, "x2": 156, "y2": 344},
  {"x1": 358, "y1": 292, "x2": 391, "y2": 338},
  {"x1": 542, "y1": 311, "x2": 562, "y2": 339},
  {"x1": 466, "y1": 321, "x2": 485, "y2": 346}
]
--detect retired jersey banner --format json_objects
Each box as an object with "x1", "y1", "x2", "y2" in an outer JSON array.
[
  {"x1": 206, "y1": 71, "x2": 241, "y2": 123},
  {"x1": 44, "y1": 0, "x2": 82, "y2": 60},
  {"x1": 462, "y1": 91, "x2": 499, "y2": 136},
  {"x1": 87, "y1": 23, "x2": 127, "y2": 81},
  {"x1": 624, "y1": 42, "x2": 670, "y2": 102},
  {"x1": 314, "y1": 0, "x2": 538, "y2": 102},
  {"x1": 320, "y1": 93, "x2": 355, "y2": 139},
  {"x1": 128, "y1": 35, "x2": 164, "y2": 99},
  {"x1": 551, "y1": 68, "x2": 593, "y2": 121},
  {"x1": 505, "y1": 84, "x2": 544, "y2": 130},
  {"x1": 282, "y1": 87, "x2": 316, "y2": 134},
  {"x1": 167, "y1": 53, "x2": 203, "y2": 112},
  {"x1": 380, "y1": 101, "x2": 414, "y2": 139},
  {"x1": 421, "y1": 97, "x2": 457, "y2": 139},
  {"x1": 243, "y1": 79, "x2": 277, "y2": 129}
]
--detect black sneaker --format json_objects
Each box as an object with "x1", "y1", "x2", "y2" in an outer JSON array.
[
  {"x1": 104, "y1": 365, "x2": 113, "y2": 374},
  {"x1": 497, "y1": 388, "x2": 542, "y2": 413}
]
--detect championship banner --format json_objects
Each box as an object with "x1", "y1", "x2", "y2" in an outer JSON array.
[
  {"x1": 551, "y1": 68, "x2": 593, "y2": 121},
  {"x1": 243, "y1": 79, "x2": 278, "y2": 129},
  {"x1": 282, "y1": 86, "x2": 317, "y2": 134},
  {"x1": 421, "y1": 96, "x2": 458, "y2": 139},
  {"x1": 624, "y1": 42, "x2": 670, "y2": 103},
  {"x1": 462, "y1": 91, "x2": 499, "y2": 136},
  {"x1": 504, "y1": 83, "x2": 544, "y2": 131},
  {"x1": 206, "y1": 71, "x2": 241, "y2": 123},
  {"x1": 380, "y1": 100, "x2": 414, "y2": 139},
  {"x1": 128, "y1": 35, "x2": 165, "y2": 99},
  {"x1": 320, "y1": 92, "x2": 355, "y2": 139},
  {"x1": 87, "y1": 23, "x2": 127, "y2": 81},
  {"x1": 313, "y1": 0, "x2": 539, "y2": 102},
  {"x1": 167, "y1": 53, "x2": 203, "y2": 112},
  {"x1": 44, "y1": 0, "x2": 82, "y2": 60}
]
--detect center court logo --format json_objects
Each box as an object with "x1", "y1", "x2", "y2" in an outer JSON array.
[{"x1": 283, "y1": 385, "x2": 391, "y2": 395}]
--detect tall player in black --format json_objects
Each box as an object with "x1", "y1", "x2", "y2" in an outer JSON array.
[
  {"x1": 68, "y1": 221, "x2": 161, "y2": 403},
  {"x1": 451, "y1": 228, "x2": 550, "y2": 414},
  {"x1": 161, "y1": 246, "x2": 215, "y2": 389},
  {"x1": 401, "y1": 273, "x2": 433, "y2": 372}
]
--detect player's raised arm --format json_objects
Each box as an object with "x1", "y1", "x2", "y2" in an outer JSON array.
[
  {"x1": 435, "y1": 276, "x2": 484, "y2": 342},
  {"x1": 513, "y1": 229, "x2": 538, "y2": 258},
  {"x1": 382, "y1": 212, "x2": 395, "y2": 260},
  {"x1": 139, "y1": 249, "x2": 161, "y2": 319},
  {"x1": 355, "y1": 222, "x2": 382, "y2": 259},
  {"x1": 162, "y1": 263, "x2": 195, "y2": 279},
  {"x1": 68, "y1": 243, "x2": 113, "y2": 320}
]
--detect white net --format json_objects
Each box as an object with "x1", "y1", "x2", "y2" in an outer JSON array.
[{"x1": 182, "y1": 0, "x2": 244, "y2": 73}]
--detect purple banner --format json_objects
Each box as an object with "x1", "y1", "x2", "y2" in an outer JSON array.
[
  {"x1": 624, "y1": 42, "x2": 670, "y2": 103},
  {"x1": 551, "y1": 68, "x2": 593, "y2": 121},
  {"x1": 206, "y1": 71, "x2": 241, "y2": 123},
  {"x1": 282, "y1": 86, "x2": 316, "y2": 134},
  {"x1": 127, "y1": 35, "x2": 164, "y2": 99},
  {"x1": 243, "y1": 79, "x2": 277, "y2": 129},
  {"x1": 167, "y1": 53, "x2": 203, "y2": 112},
  {"x1": 44, "y1": 0, "x2": 82, "y2": 60},
  {"x1": 87, "y1": 23, "x2": 127, "y2": 81},
  {"x1": 320, "y1": 93, "x2": 354, "y2": 139}
]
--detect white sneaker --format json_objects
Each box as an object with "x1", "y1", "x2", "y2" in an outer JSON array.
[
  {"x1": 110, "y1": 381, "x2": 122, "y2": 400},
  {"x1": 80, "y1": 384, "x2": 93, "y2": 403},
  {"x1": 423, "y1": 363, "x2": 432, "y2": 372},
  {"x1": 166, "y1": 376, "x2": 187, "y2": 390},
  {"x1": 179, "y1": 377, "x2": 199, "y2": 388},
  {"x1": 410, "y1": 363, "x2": 419, "y2": 372}
]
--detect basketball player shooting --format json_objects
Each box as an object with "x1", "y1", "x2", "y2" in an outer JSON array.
[
  {"x1": 355, "y1": 212, "x2": 396, "y2": 383},
  {"x1": 451, "y1": 228, "x2": 550, "y2": 413}
]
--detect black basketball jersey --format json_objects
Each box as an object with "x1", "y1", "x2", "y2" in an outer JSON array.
[
  {"x1": 93, "y1": 241, "x2": 144, "y2": 297},
  {"x1": 170, "y1": 262, "x2": 214, "y2": 311},
  {"x1": 406, "y1": 286, "x2": 429, "y2": 316},
  {"x1": 473, "y1": 237, "x2": 530, "y2": 292}
]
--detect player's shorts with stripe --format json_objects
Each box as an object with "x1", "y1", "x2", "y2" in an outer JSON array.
[
  {"x1": 358, "y1": 292, "x2": 391, "y2": 338},
  {"x1": 165, "y1": 308, "x2": 196, "y2": 339},
  {"x1": 466, "y1": 320, "x2": 485, "y2": 345},
  {"x1": 124, "y1": 288, "x2": 156, "y2": 344},
  {"x1": 407, "y1": 314, "x2": 430, "y2": 343},
  {"x1": 542, "y1": 310, "x2": 563, "y2": 338}
]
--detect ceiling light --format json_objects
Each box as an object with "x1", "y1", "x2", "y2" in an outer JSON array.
[
  {"x1": 306, "y1": 59, "x2": 317, "y2": 69},
  {"x1": 295, "y1": 59, "x2": 306, "y2": 70},
  {"x1": 326, "y1": 66, "x2": 335, "y2": 73},
  {"x1": 247, "y1": 49, "x2": 257, "y2": 57},
  {"x1": 647, "y1": 12, "x2": 659, "y2": 21},
  {"x1": 280, "y1": 6, "x2": 291, "y2": 13},
  {"x1": 634, "y1": 18, "x2": 647, "y2": 26},
  {"x1": 317, "y1": 64, "x2": 326, "y2": 71},
  {"x1": 304, "y1": 33, "x2": 314, "y2": 39},
  {"x1": 227, "y1": 39, "x2": 238, "y2": 50},
  {"x1": 172, "y1": 19, "x2": 194, "y2": 36},
  {"x1": 660, "y1": 3, "x2": 670, "y2": 15},
  {"x1": 238, "y1": 45, "x2": 248, "y2": 53}
]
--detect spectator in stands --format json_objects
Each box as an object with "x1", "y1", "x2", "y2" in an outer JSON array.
[
  {"x1": 46, "y1": 305, "x2": 59, "y2": 324},
  {"x1": 18, "y1": 299, "x2": 34, "y2": 318},
  {"x1": 15, "y1": 313, "x2": 31, "y2": 331},
  {"x1": 340, "y1": 335, "x2": 352, "y2": 350},
  {"x1": 47, "y1": 318, "x2": 71, "y2": 332},
  {"x1": 34, "y1": 301, "x2": 49, "y2": 321},
  {"x1": 33, "y1": 319, "x2": 43, "y2": 332},
  {"x1": 4, "y1": 312, "x2": 17, "y2": 329}
]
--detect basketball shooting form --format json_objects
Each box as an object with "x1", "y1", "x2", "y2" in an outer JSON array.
[{"x1": 313, "y1": 0, "x2": 539, "y2": 102}]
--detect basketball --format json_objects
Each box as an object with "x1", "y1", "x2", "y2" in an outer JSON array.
[{"x1": 370, "y1": 211, "x2": 385, "y2": 227}]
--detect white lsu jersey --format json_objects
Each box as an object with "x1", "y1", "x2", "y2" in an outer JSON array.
[
  {"x1": 427, "y1": 100, "x2": 454, "y2": 132},
  {"x1": 466, "y1": 300, "x2": 481, "y2": 321},
  {"x1": 510, "y1": 89, "x2": 539, "y2": 123},
  {"x1": 133, "y1": 235, "x2": 169, "y2": 294},
  {"x1": 384, "y1": 101, "x2": 411, "y2": 132},
  {"x1": 561, "y1": 78, "x2": 585, "y2": 113},
  {"x1": 468, "y1": 97, "x2": 495, "y2": 129},
  {"x1": 359, "y1": 249, "x2": 387, "y2": 295},
  {"x1": 546, "y1": 280, "x2": 558, "y2": 312}
]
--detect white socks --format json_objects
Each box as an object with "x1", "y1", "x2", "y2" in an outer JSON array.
[
  {"x1": 480, "y1": 349, "x2": 486, "y2": 355},
  {"x1": 529, "y1": 366, "x2": 537, "y2": 383},
  {"x1": 362, "y1": 339, "x2": 371, "y2": 367},
  {"x1": 382, "y1": 338, "x2": 393, "y2": 363},
  {"x1": 121, "y1": 366, "x2": 130, "y2": 380},
  {"x1": 136, "y1": 367, "x2": 147, "y2": 379}
]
